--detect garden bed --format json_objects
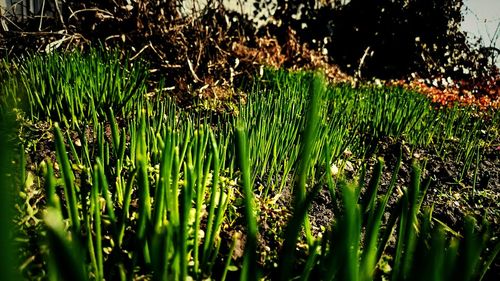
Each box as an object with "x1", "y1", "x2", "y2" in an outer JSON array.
[{"x1": 1, "y1": 51, "x2": 499, "y2": 280}]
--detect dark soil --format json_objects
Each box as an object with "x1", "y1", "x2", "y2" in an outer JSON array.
[
  {"x1": 299, "y1": 136, "x2": 500, "y2": 233},
  {"x1": 299, "y1": 136, "x2": 500, "y2": 279}
]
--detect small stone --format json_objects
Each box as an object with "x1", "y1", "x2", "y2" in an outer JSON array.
[
  {"x1": 344, "y1": 161, "x2": 355, "y2": 172},
  {"x1": 330, "y1": 164, "x2": 339, "y2": 176}
]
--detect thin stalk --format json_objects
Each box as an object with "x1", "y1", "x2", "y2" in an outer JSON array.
[
  {"x1": 236, "y1": 126, "x2": 259, "y2": 281},
  {"x1": 54, "y1": 123, "x2": 81, "y2": 236}
]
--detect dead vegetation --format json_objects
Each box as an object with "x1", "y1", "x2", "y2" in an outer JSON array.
[{"x1": 0, "y1": 0, "x2": 498, "y2": 108}]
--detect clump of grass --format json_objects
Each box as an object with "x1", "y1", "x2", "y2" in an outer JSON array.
[
  {"x1": 239, "y1": 69, "x2": 500, "y2": 197},
  {"x1": 1, "y1": 49, "x2": 148, "y2": 128},
  {"x1": 42, "y1": 112, "x2": 235, "y2": 279}
]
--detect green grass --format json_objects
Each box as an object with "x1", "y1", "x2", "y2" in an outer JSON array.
[
  {"x1": 0, "y1": 102, "x2": 21, "y2": 280},
  {"x1": 1, "y1": 51, "x2": 499, "y2": 280},
  {"x1": 1, "y1": 49, "x2": 148, "y2": 128}
]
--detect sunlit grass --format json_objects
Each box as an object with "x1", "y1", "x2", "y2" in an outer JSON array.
[
  {"x1": 1, "y1": 49, "x2": 148, "y2": 128},
  {"x1": 1, "y1": 52, "x2": 499, "y2": 280}
]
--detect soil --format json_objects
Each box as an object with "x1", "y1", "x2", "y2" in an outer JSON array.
[{"x1": 302, "y1": 136, "x2": 500, "y2": 279}]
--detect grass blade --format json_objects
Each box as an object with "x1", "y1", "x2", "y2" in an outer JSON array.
[
  {"x1": 236, "y1": 125, "x2": 259, "y2": 281},
  {"x1": 54, "y1": 123, "x2": 81, "y2": 236}
]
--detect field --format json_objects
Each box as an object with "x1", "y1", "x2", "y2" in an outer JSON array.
[{"x1": 1, "y1": 50, "x2": 500, "y2": 280}]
